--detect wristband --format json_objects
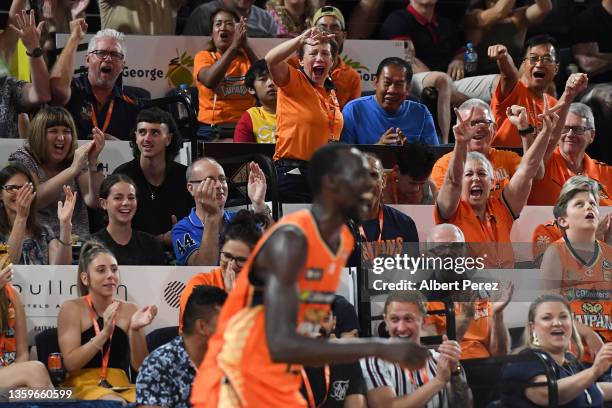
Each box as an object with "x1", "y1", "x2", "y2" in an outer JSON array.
[
  {"x1": 57, "y1": 238, "x2": 72, "y2": 246},
  {"x1": 518, "y1": 125, "x2": 535, "y2": 136},
  {"x1": 26, "y1": 47, "x2": 44, "y2": 58}
]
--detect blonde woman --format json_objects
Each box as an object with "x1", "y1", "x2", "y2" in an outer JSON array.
[
  {"x1": 501, "y1": 294, "x2": 612, "y2": 407},
  {"x1": 57, "y1": 241, "x2": 157, "y2": 402}
]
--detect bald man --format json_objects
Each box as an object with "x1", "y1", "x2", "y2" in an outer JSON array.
[{"x1": 422, "y1": 224, "x2": 512, "y2": 360}]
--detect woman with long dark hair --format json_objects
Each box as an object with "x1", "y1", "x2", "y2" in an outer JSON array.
[{"x1": 92, "y1": 174, "x2": 165, "y2": 265}]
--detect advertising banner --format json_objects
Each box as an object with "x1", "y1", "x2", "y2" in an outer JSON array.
[
  {"x1": 57, "y1": 34, "x2": 406, "y2": 97},
  {"x1": 13, "y1": 265, "x2": 356, "y2": 345}
]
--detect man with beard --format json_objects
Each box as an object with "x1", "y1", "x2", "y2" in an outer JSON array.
[
  {"x1": 420, "y1": 224, "x2": 512, "y2": 360},
  {"x1": 172, "y1": 156, "x2": 269, "y2": 266},
  {"x1": 190, "y1": 144, "x2": 429, "y2": 407},
  {"x1": 50, "y1": 23, "x2": 139, "y2": 141}
]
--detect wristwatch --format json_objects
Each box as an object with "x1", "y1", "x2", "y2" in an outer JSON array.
[
  {"x1": 25, "y1": 47, "x2": 44, "y2": 58},
  {"x1": 518, "y1": 125, "x2": 535, "y2": 136}
]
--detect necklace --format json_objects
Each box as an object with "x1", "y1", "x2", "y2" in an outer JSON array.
[{"x1": 146, "y1": 182, "x2": 158, "y2": 201}]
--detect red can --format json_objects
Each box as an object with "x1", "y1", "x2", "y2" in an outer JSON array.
[{"x1": 48, "y1": 352, "x2": 63, "y2": 371}]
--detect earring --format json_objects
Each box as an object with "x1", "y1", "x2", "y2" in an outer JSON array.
[{"x1": 532, "y1": 332, "x2": 540, "y2": 347}]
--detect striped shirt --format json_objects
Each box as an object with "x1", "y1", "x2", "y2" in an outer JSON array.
[{"x1": 360, "y1": 350, "x2": 449, "y2": 408}]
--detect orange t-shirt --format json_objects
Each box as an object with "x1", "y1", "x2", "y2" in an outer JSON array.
[
  {"x1": 331, "y1": 59, "x2": 361, "y2": 110},
  {"x1": 434, "y1": 194, "x2": 516, "y2": 268},
  {"x1": 553, "y1": 239, "x2": 612, "y2": 361},
  {"x1": 528, "y1": 147, "x2": 612, "y2": 206},
  {"x1": 425, "y1": 300, "x2": 492, "y2": 359},
  {"x1": 178, "y1": 267, "x2": 225, "y2": 334},
  {"x1": 193, "y1": 49, "x2": 255, "y2": 125},
  {"x1": 491, "y1": 80, "x2": 557, "y2": 147},
  {"x1": 191, "y1": 210, "x2": 354, "y2": 408},
  {"x1": 531, "y1": 220, "x2": 562, "y2": 262},
  {"x1": 431, "y1": 148, "x2": 521, "y2": 197},
  {"x1": 0, "y1": 284, "x2": 17, "y2": 367},
  {"x1": 273, "y1": 64, "x2": 343, "y2": 162}
]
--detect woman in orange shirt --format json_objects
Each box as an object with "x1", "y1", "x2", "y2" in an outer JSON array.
[
  {"x1": 178, "y1": 210, "x2": 270, "y2": 332},
  {"x1": 436, "y1": 102, "x2": 557, "y2": 268},
  {"x1": 194, "y1": 8, "x2": 258, "y2": 141},
  {"x1": 0, "y1": 262, "x2": 53, "y2": 388},
  {"x1": 266, "y1": 27, "x2": 343, "y2": 202}
]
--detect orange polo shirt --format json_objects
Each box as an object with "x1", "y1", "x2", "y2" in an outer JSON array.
[
  {"x1": 528, "y1": 147, "x2": 612, "y2": 205},
  {"x1": 273, "y1": 64, "x2": 343, "y2": 162},
  {"x1": 431, "y1": 148, "x2": 521, "y2": 197},
  {"x1": 491, "y1": 80, "x2": 557, "y2": 147},
  {"x1": 193, "y1": 49, "x2": 255, "y2": 125},
  {"x1": 331, "y1": 59, "x2": 361, "y2": 109},
  {"x1": 434, "y1": 194, "x2": 517, "y2": 268},
  {"x1": 531, "y1": 221, "x2": 562, "y2": 262},
  {"x1": 178, "y1": 268, "x2": 225, "y2": 334},
  {"x1": 425, "y1": 300, "x2": 493, "y2": 359}
]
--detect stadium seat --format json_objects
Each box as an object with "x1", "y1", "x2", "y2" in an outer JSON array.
[{"x1": 146, "y1": 326, "x2": 179, "y2": 352}]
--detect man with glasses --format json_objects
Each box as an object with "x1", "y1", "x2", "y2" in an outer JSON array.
[
  {"x1": 432, "y1": 98, "x2": 543, "y2": 197},
  {"x1": 490, "y1": 35, "x2": 589, "y2": 147},
  {"x1": 50, "y1": 24, "x2": 139, "y2": 141},
  {"x1": 172, "y1": 157, "x2": 269, "y2": 266},
  {"x1": 312, "y1": 6, "x2": 361, "y2": 110},
  {"x1": 528, "y1": 102, "x2": 611, "y2": 205},
  {"x1": 420, "y1": 224, "x2": 512, "y2": 360}
]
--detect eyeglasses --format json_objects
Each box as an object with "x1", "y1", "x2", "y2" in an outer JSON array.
[
  {"x1": 220, "y1": 251, "x2": 248, "y2": 266},
  {"x1": 1, "y1": 184, "x2": 26, "y2": 193},
  {"x1": 470, "y1": 119, "x2": 494, "y2": 127},
  {"x1": 89, "y1": 50, "x2": 124, "y2": 61},
  {"x1": 189, "y1": 176, "x2": 228, "y2": 184},
  {"x1": 561, "y1": 126, "x2": 592, "y2": 135},
  {"x1": 524, "y1": 55, "x2": 555, "y2": 65}
]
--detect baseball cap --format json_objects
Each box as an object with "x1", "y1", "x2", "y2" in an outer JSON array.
[{"x1": 312, "y1": 6, "x2": 345, "y2": 30}]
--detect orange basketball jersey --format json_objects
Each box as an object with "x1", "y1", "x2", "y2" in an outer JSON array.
[
  {"x1": 554, "y1": 239, "x2": 612, "y2": 359},
  {"x1": 191, "y1": 209, "x2": 354, "y2": 408}
]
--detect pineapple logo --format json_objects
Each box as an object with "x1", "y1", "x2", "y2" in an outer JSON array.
[
  {"x1": 342, "y1": 54, "x2": 369, "y2": 72},
  {"x1": 166, "y1": 49, "x2": 195, "y2": 87}
]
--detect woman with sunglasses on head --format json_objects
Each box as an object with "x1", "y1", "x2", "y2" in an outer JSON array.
[
  {"x1": 8, "y1": 106, "x2": 105, "y2": 243},
  {"x1": 92, "y1": 174, "x2": 165, "y2": 266},
  {"x1": 194, "y1": 8, "x2": 258, "y2": 141},
  {"x1": 57, "y1": 240, "x2": 157, "y2": 402},
  {"x1": 0, "y1": 163, "x2": 75, "y2": 265},
  {"x1": 501, "y1": 294, "x2": 612, "y2": 407},
  {"x1": 178, "y1": 209, "x2": 270, "y2": 333}
]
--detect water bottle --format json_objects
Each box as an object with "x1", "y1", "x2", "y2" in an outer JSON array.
[
  {"x1": 464, "y1": 43, "x2": 478, "y2": 77},
  {"x1": 177, "y1": 83, "x2": 191, "y2": 120}
]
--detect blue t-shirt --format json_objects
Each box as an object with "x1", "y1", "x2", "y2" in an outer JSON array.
[
  {"x1": 340, "y1": 95, "x2": 439, "y2": 145},
  {"x1": 171, "y1": 207, "x2": 236, "y2": 266}
]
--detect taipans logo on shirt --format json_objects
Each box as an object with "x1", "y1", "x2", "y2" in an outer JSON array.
[
  {"x1": 575, "y1": 302, "x2": 612, "y2": 331},
  {"x1": 218, "y1": 76, "x2": 248, "y2": 97},
  {"x1": 166, "y1": 50, "x2": 194, "y2": 87}
]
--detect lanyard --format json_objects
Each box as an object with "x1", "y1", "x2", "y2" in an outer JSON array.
[
  {"x1": 91, "y1": 99, "x2": 115, "y2": 133},
  {"x1": 301, "y1": 365, "x2": 330, "y2": 408},
  {"x1": 85, "y1": 294, "x2": 114, "y2": 385},
  {"x1": 359, "y1": 207, "x2": 384, "y2": 243},
  {"x1": 407, "y1": 365, "x2": 429, "y2": 388}
]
